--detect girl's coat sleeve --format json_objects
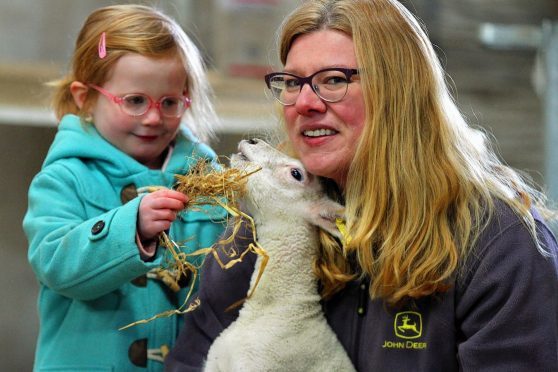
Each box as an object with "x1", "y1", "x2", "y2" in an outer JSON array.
[{"x1": 24, "y1": 163, "x2": 159, "y2": 301}]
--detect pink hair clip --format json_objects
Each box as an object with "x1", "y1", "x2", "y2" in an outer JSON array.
[{"x1": 98, "y1": 32, "x2": 107, "y2": 59}]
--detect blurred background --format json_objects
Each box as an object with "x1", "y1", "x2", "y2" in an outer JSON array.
[{"x1": 1, "y1": 0, "x2": 557, "y2": 369}]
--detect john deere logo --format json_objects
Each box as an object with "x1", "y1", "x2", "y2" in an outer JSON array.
[{"x1": 394, "y1": 311, "x2": 422, "y2": 339}]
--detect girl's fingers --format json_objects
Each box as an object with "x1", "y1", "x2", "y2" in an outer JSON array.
[
  {"x1": 144, "y1": 192, "x2": 187, "y2": 211},
  {"x1": 146, "y1": 220, "x2": 172, "y2": 234},
  {"x1": 152, "y1": 189, "x2": 189, "y2": 203},
  {"x1": 145, "y1": 208, "x2": 179, "y2": 223}
]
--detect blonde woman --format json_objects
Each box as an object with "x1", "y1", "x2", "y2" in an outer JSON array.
[
  {"x1": 23, "y1": 5, "x2": 227, "y2": 370},
  {"x1": 167, "y1": 0, "x2": 558, "y2": 370}
]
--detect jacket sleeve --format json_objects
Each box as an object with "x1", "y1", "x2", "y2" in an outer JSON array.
[
  {"x1": 165, "y1": 221, "x2": 256, "y2": 371},
  {"x1": 456, "y1": 218, "x2": 558, "y2": 371},
  {"x1": 23, "y1": 164, "x2": 161, "y2": 300}
]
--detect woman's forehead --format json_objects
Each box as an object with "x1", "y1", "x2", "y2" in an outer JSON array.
[{"x1": 284, "y1": 30, "x2": 356, "y2": 74}]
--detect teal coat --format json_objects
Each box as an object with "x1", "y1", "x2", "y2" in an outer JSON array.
[{"x1": 23, "y1": 114, "x2": 227, "y2": 371}]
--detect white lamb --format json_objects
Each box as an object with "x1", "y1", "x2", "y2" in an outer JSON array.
[{"x1": 204, "y1": 138, "x2": 356, "y2": 372}]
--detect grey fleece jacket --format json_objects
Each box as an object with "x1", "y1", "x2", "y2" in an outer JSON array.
[{"x1": 166, "y1": 201, "x2": 558, "y2": 371}]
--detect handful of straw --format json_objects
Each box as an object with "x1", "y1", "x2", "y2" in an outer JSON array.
[
  {"x1": 120, "y1": 158, "x2": 265, "y2": 330},
  {"x1": 173, "y1": 159, "x2": 256, "y2": 207}
]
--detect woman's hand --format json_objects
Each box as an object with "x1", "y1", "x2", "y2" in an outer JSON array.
[{"x1": 137, "y1": 189, "x2": 189, "y2": 242}]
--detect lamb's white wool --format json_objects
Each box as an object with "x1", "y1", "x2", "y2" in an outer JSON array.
[{"x1": 204, "y1": 139, "x2": 355, "y2": 372}]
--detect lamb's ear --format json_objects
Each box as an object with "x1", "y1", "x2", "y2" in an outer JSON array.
[{"x1": 307, "y1": 198, "x2": 345, "y2": 240}]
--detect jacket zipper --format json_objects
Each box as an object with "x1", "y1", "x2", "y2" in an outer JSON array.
[{"x1": 353, "y1": 278, "x2": 369, "y2": 367}]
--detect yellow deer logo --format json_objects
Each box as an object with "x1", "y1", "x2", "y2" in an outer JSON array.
[{"x1": 394, "y1": 312, "x2": 422, "y2": 339}]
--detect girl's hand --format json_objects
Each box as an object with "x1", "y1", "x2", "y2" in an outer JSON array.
[{"x1": 137, "y1": 189, "x2": 188, "y2": 242}]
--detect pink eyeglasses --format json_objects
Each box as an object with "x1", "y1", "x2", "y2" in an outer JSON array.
[{"x1": 88, "y1": 84, "x2": 191, "y2": 118}]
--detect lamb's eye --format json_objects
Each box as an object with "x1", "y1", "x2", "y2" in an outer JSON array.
[{"x1": 290, "y1": 168, "x2": 304, "y2": 181}]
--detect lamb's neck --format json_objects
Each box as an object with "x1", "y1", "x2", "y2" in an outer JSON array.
[
  {"x1": 247, "y1": 220, "x2": 320, "y2": 301},
  {"x1": 255, "y1": 220, "x2": 319, "y2": 268}
]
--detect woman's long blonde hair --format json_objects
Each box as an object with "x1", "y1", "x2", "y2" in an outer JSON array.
[
  {"x1": 50, "y1": 4, "x2": 217, "y2": 142},
  {"x1": 277, "y1": 0, "x2": 553, "y2": 304}
]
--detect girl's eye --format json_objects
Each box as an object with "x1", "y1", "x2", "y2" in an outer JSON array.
[
  {"x1": 290, "y1": 168, "x2": 304, "y2": 182},
  {"x1": 161, "y1": 97, "x2": 179, "y2": 108},
  {"x1": 124, "y1": 95, "x2": 147, "y2": 106}
]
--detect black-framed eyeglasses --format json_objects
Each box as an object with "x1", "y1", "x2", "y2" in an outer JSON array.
[
  {"x1": 88, "y1": 84, "x2": 191, "y2": 118},
  {"x1": 264, "y1": 67, "x2": 359, "y2": 106}
]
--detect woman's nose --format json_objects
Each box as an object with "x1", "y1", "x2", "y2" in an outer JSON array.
[{"x1": 294, "y1": 84, "x2": 326, "y2": 114}]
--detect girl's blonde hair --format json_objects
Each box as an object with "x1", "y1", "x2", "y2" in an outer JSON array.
[
  {"x1": 50, "y1": 4, "x2": 217, "y2": 142},
  {"x1": 277, "y1": 0, "x2": 553, "y2": 304}
]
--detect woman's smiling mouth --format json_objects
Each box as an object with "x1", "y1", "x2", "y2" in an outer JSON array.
[{"x1": 303, "y1": 129, "x2": 337, "y2": 137}]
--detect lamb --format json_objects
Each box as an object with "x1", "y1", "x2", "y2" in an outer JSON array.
[{"x1": 204, "y1": 138, "x2": 356, "y2": 372}]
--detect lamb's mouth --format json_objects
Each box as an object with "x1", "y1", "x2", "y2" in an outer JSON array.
[{"x1": 236, "y1": 151, "x2": 249, "y2": 161}]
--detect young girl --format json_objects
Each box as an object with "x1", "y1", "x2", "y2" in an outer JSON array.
[{"x1": 22, "y1": 5, "x2": 226, "y2": 370}]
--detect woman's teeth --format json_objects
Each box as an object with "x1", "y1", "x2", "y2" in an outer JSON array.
[{"x1": 303, "y1": 129, "x2": 336, "y2": 137}]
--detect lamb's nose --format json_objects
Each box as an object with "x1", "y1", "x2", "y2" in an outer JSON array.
[{"x1": 247, "y1": 138, "x2": 259, "y2": 145}]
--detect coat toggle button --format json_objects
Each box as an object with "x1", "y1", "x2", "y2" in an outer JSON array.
[{"x1": 91, "y1": 221, "x2": 105, "y2": 235}]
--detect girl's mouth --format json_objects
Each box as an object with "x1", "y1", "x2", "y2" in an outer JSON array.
[{"x1": 135, "y1": 134, "x2": 158, "y2": 141}]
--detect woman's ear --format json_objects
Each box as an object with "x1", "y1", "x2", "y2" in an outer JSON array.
[{"x1": 70, "y1": 81, "x2": 89, "y2": 110}]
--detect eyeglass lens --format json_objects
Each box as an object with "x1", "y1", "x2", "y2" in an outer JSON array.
[
  {"x1": 268, "y1": 69, "x2": 353, "y2": 105},
  {"x1": 120, "y1": 94, "x2": 185, "y2": 117}
]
